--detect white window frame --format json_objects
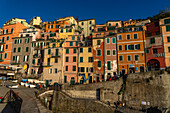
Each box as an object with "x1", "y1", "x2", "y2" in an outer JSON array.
[
  {"x1": 107, "y1": 60, "x2": 111, "y2": 70},
  {"x1": 126, "y1": 34, "x2": 131, "y2": 40},
  {"x1": 96, "y1": 49, "x2": 101, "y2": 56},
  {"x1": 106, "y1": 38, "x2": 110, "y2": 44},
  {"x1": 112, "y1": 37, "x2": 116, "y2": 43},
  {"x1": 133, "y1": 33, "x2": 138, "y2": 39},
  {"x1": 112, "y1": 49, "x2": 116, "y2": 56},
  {"x1": 119, "y1": 55, "x2": 123, "y2": 61},
  {"x1": 118, "y1": 35, "x2": 122, "y2": 40}
]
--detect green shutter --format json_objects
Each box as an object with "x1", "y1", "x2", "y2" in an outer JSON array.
[
  {"x1": 66, "y1": 57, "x2": 69, "y2": 62},
  {"x1": 80, "y1": 57, "x2": 83, "y2": 62},
  {"x1": 107, "y1": 38, "x2": 110, "y2": 43},
  {"x1": 73, "y1": 66, "x2": 76, "y2": 71},
  {"x1": 107, "y1": 61, "x2": 111, "y2": 70},
  {"x1": 73, "y1": 57, "x2": 76, "y2": 62},
  {"x1": 48, "y1": 49, "x2": 51, "y2": 54},
  {"x1": 70, "y1": 42, "x2": 73, "y2": 46},
  {"x1": 167, "y1": 37, "x2": 170, "y2": 42},
  {"x1": 32, "y1": 59, "x2": 35, "y2": 64},
  {"x1": 125, "y1": 45, "x2": 127, "y2": 50},
  {"x1": 112, "y1": 50, "x2": 116, "y2": 55},
  {"x1": 72, "y1": 36, "x2": 75, "y2": 40},
  {"x1": 97, "y1": 40, "x2": 101, "y2": 45},
  {"x1": 112, "y1": 38, "x2": 115, "y2": 43},
  {"x1": 97, "y1": 61, "x2": 101, "y2": 67},
  {"x1": 56, "y1": 49, "x2": 59, "y2": 56},
  {"x1": 73, "y1": 49, "x2": 77, "y2": 53},
  {"x1": 66, "y1": 49, "x2": 69, "y2": 54},
  {"x1": 166, "y1": 26, "x2": 170, "y2": 32},
  {"x1": 134, "y1": 34, "x2": 138, "y2": 39},
  {"x1": 164, "y1": 19, "x2": 170, "y2": 24}
]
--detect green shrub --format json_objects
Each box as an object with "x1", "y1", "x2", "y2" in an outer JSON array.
[{"x1": 160, "y1": 70, "x2": 165, "y2": 74}]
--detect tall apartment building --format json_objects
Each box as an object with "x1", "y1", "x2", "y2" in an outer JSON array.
[
  {"x1": 0, "y1": 19, "x2": 28, "y2": 65},
  {"x1": 117, "y1": 26, "x2": 146, "y2": 74},
  {"x1": 145, "y1": 21, "x2": 165, "y2": 71},
  {"x1": 30, "y1": 16, "x2": 42, "y2": 27},
  {"x1": 160, "y1": 17, "x2": 170, "y2": 68},
  {"x1": 78, "y1": 19, "x2": 96, "y2": 38}
]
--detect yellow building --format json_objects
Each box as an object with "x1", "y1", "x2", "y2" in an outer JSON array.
[
  {"x1": 117, "y1": 26, "x2": 146, "y2": 74},
  {"x1": 4, "y1": 18, "x2": 31, "y2": 27},
  {"x1": 78, "y1": 45, "x2": 93, "y2": 84},
  {"x1": 30, "y1": 16, "x2": 42, "y2": 26}
]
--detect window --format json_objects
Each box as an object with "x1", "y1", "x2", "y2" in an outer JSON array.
[
  {"x1": 60, "y1": 29, "x2": 63, "y2": 33},
  {"x1": 27, "y1": 55, "x2": 29, "y2": 61},
  {"x1": 15, "y1": 40, "x2": 17, "y2": 44},
  {"x1": 109, "y1": 23, "x2": 111, "y2": 26},
  {"x1": 18, "y1": 47, "x2": 21, "y2": 52},
  {"x1": 119, "y1": 55, "x2": 123, "y2": 61},
  {"x1": 20, "y1": 39, "x2": 22, "y2": 43},
  {"x1": 48, "y1": 49, "x2": 51, "y2": 54},
  {"x1": 80, "y1": 57, "x2": 83, "y2": 62},
  {"x1": 14, "y1": 48, "x2": 16, "y2": 52},
  {"x1": 166, "y1": 26, "x2": 170, "y2": 32},
  {"x1": 112, "y1": 38, "x2": 115, "y2": 43},
  {"x1": 66, "y1": 57, "x2": 69, "y2": 62},
  {"x1": 5, "y1": 45, "x2": 8, "y2": 49},
  {"x1": 55, "y1": 49, "x2": 58, "y2": 56},
  {"x1": 81, "y1": 22, "x2": 84, "y2": 25},
  {"x1": 66, "y1": 29, "x2": 68, "y2": 32},
  {"x1": 97, "y1": 61, "x2": 101, "y2": 67},
  {"x1": 112, "y1": 50, "x2": 116, "y2": 55},
  {"x1": 80, "y1": 67, "x2": 85, "y2": 72},
  {"x1": 66, "y1": 66, "x2": 68, "y2": 71},
  {"x1": 32, "y1": 59, "x2": 35, "y2": 64},
  {"x1": 38, "y1": 59, "x2": 40, "y2": 65},
  {"x1": 41, "y1": 34, "x2": 44, "y2": 37},
  {"x1": 6, "y1": 36, "x2": 9, "y2": 41},
  {"x1": 106, "y1": 38, "x2": 110, "y2": 44},
  {"x1": 125, "y1": 45, "x2": 127, "y2": 50},
  {"x1": 135, "y1": 55, "x2": 139, "y2": 61},
  {"x1": 55, "y1": 68, "x2": 57, "y2": 73},
  {"x1": 127, "y1": 55, "x2": 131, "y2": 61},
  {"x1": 72, "y1": 36, "x2": 75, "y2": 40},
  {"x1": 97, "y1": 50, "x2": 101, "y2": 56},
  {"x1": 153, "y1": 48, "x2": 158, "y2": 54},
  {"x1": 128, "y1": 45, "x2": 134, "y2": 50},
  {"x1": 13, "y1": 56, "x2": 15, "y2": 61},
  {"x1": 70, "y1": 42, "x2": 73, "y2": 46},
  {"x1": 118, "y1": 35, "x2": 122, "y2": 40},
  {"x1": 73, "y1": 66, "x2": 76, "y2": 71},
  {"x1": 107, "y1": 61, "x2": 111, "y2": 70},
  {"x1": 55, "y1": 58, "x2": 58, "y2": 63},
  {"x1": 49, "y1": 69, "x2": 52, "y2": 74},
  {"x1": 4, "y1": 53, "x2": 7, "y2": 59},
  {"x1": 155, "y1": 22, "x2": 159, "y2": 27},
  {"x1": 164, "y1": 19, "x2": 170, "y2": 24},
  {"x1": 80, "y1": 48, "x2": 83, "y2": 53},
  {"x1": 76, "y1": 42, "x2": 78, "y2": 46},
  {"x1": 134, "y1": 34, "x2": 138, "y2": 39},
  {"x1": 127, "y1": 34, "x2": 130, "y2": 40},
  {"x1": 89, "y1": 27, "x2": 91, "y2": 30},
  {"x1": 52, "y1": 43, "x2": 55, "y2": 48},
  {"x1": 73, "y1": 48, "x2": 77, "y2": 53},
  {"x1": 150, "y1": 38, "x2": 155, "y2": 44},
  {"x1": 66, "y1": 49, "x2": 69, "y2": 54},
  {"x1": 97, "y1": 40, "x2": 101, "y2": 45},
  {"x1": 89, "y1": 21, "x2": 92, "y2": 24},
  {"x1": 135, "y1": 44, "x2": 140, "y2": 50},
  {"x1": 88, "y1": 48, "x2": 92, "y2": 52},
  {"x1": 73, "y1": 57, "x2": 76, "y2": 62},
  {"x1": 116, "y1": 23, "x2": 118, "y2": 26},
  {"x1": 119, "y1": 45, "x2": 122, "y2": 50},
  {"x1": 26, "y1": 47, "x2": 29, "y2": 52},
  {"x1": 146, "y1": 49, "x2": 149, "y2": 53},
  {"x1": 88, "y1": 57, "x2": 93, "y2": 62},
  {"x1": 11, "y1": 28, "x2": 14, "y2": 33},
  {"x1": 167, "y1": 37, "x2": 170, "y2": 42},
  {"x1": 107, "y1": 50, "x2": 110, "y2": 55}
]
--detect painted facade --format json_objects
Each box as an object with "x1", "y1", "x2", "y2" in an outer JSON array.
[
  {"x1": 123, "y1": 19, "x2": 142, "y2": 27},
  {"x1": 159, "y1": 17, "x2": 170, "y2": 68},
  {"x1": 0, "y1": 20, "x2": 28, "y2": 65},
  {"x1": 146, "y1": 21, "x2": 165, "y2": 70},
  {"x1": 30, "y1": 16, "x2": 42, "y2": 26},
  {"x1": 117, "y1": 26, "x2": 146, "y2": 74},
  {"x1": 78, "y1": 19, "x2": 96, "y2": 37}
]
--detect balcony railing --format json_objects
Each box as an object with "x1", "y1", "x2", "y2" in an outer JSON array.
[
  {"x1": 33, "y1": 54, "x2": 41, "y2": 58},
  {"x1": 153, "y1": 53, "x2": 164, "y2": 57}
]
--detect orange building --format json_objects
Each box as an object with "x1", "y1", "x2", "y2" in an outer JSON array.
[
  {"x1": 160, "y1": 17, "x2": 170, "y2": 68},
  {"x1": 0, "y1": 20, "x2": 27, "y2": 65},
  {"x1": 117, "y1": 26, "x2": 146, "y2": 74}
]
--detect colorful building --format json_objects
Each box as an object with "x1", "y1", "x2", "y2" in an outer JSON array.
[
  {"x1": 160, "y1": 17, "x2": 170, "y2": 68},
  {"x1": 78, "y1": 19, "x2": 96, "y2": 37},
  {"x1": 30, "y1": 16, "x2": 42, "y2": 27},
  {"x1": 123, "y1": 19, "x2": 142, "y2": 27},
  {"x1": 64, "y1": 35, "x2": 83, "y2": 84},
  {"x1": 117, "y1": 26, "x2": 146, "y2": 74},
  {"x1": 78, "y1": 43, "x2": 93, "y2": 84},
  {"x1": 145, "y1": 21, "x2": 165, "y2": 71},
  {"x1": 0, "y1": 19, "x2": 28, "y2": 65}
]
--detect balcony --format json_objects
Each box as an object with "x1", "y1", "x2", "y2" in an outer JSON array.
[
  {"x1": 34, "y1": 46, "x2": 43, "y2": 50},
  {"x1": 153, "y1": 53, "x2": 164, "y2": 57},
  {"x1": 33, "y1": 53, "x2": 41, "y2": 58},
  {"x1": 118, "y1": 26, "x2": 143, "y2": 33},
  {"x1": 0, "y1": 59, "x2": 4, "y2": 62},
  {"x1": 0, "y1": 42, "x2": 5, "y2": 44}
]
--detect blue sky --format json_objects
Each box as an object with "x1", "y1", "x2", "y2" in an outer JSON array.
[{"x1": 0, "y1": 0, "x2": 169, "y2": 27}]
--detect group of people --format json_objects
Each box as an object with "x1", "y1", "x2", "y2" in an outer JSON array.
[{"x1": 114, "y1": 101, "x2": 125, "y2": 109}]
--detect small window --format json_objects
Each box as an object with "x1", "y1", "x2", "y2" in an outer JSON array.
[
  {"x1": 127, "y1": 34, "x2": 130, "y2": 40},
  {"x1": 66, "y1": 49, "x2": 69, "y2": 54},
  {"x1": 97, "y1": 61, "x2": 101, "y2": 67},
  {"x1": 112, "y1": 50, "x2": 116, "y2": 55},
  {"x1": 6, "y1": 36, "x2": 9, "y2": 41},
  {"x1": 48, "y1": 49, "x2": 51, "y2": 54},
  {"x1": 14, "y1": 48, "x2": 16, "y2": 52},
  {"x1": 112, "y1": 38, "x2": 115, "y2": 43},
  {"x1": 153, "y1": 48, "x2": 158, "y2": 54},
  {"x1": 55, "y1": 58, "x2": 58, "y2": 63},
  {"x1": 118, "y1": 35, "x2": 122, "y2": 40},
  {"x1": 97, "y1": 50, "x2": 101, "y2": 56},
  {"x1": 146, "y1": 49, "x2": 149, "y2": 53},
  {"x1": 26, "y1": 47, "x2": 29, "y2": 52},
  {"x1": 15, "y1": 40, "x2": 17, "y2": 44},
  {"x1": 5, "y1": 45, "x2": 8, "y2": 49},
  {"x1": 89, "y1": 21, "x2": 92, "y2": 24},
  {"x1": 52, "y1": 43, "x2": 56, "y2": 48},
  {"x1": 66, "y1": 57, "x2": 69, "y2": 62},
  {"x1": 18, "y1": 47, "x2": 21, "y2": 52},
  {"x1": 80, "y1": 57, "x2": 83, "y2": 62},
  {"x1": 135, "y1": 55, "x2": 139, "y2": 61},
  {"x1": 127, "y1": 55, "x2": 131, "y2": 61},
  {"x1": 66, "y1": 66, "x2": 68, "y2": 71},
  {"x1": 55, "y1": 68, "x2": 57, "y2": 73},
  {"x1": 72, "y1": 36, "x2": 75, "y2": 40},
  {"x1": 107, "y1": 50, "x2": 110, "y2": 55},
  {"x1": 70, "y1": 42, "x2": 73, "y2": 46},
  {"x1": 81, "y1": 22, "x2": 84, "y2": 25},
  {"x1": 167, "y1": 37, "x2": 170, "y2": 42},
  {"x1": 119, "y1": 55, "x2": 123, "y2": 61},
  {"x1": 119, "y1": 45, "x2": 122, "y2": 50},
  {"x1": 4, "y1": 53, "x2": 7, "y2": 59},
  {"x1": 106, "y1": 38, "x2": 110, "y2": 44},
  {"x1": 150, "y1": 38, "x2": 155, "y2": 44},
  {"x1": 73, "y1": 57, "x2": 76, "y2": 62},
  {"x1": 97, "y1": 40, "x2": 101, "y2": 45},
  {"x1": 107, "y1": 61, "x2": 111, "y2": 70},
  {"x1": 73, "y1": 48, "x2": 77, "y2": 53},
  {"x1": 88, "y1": 48, "x2": 92, "y2": 52},
  {"x1": 73, "y1": 66, "x2": 76, "y2": 71},
  {"x1": 80, "y1": 48, "x2": 83, "y2": 53},
  {"x1": 76, "y1": 42, "x2": 78, "y2": 46},
  {"x1": 11, "y1": 28, "x2": 14, "y2": 33},
  {"x1": 32, "y1": 59, "x2": 35, "y2": 64},
  {"x1": 134, "y1": 34, "x2": 138, "y2": 39},
  {"x1": 166, "y1": 26, "x2": 170, "y2": 32},
  {"x1": 88, "y1": 57, "x2": 93, "y2": 62}
]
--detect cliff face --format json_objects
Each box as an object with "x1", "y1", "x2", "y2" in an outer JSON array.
[{"x1": 124, "y1": 71, "x2": 170, "y2": 111}]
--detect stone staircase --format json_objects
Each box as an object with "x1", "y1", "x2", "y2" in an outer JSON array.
[{"x1": 35, "y1": 98, "x2": 52, "y2": 113}]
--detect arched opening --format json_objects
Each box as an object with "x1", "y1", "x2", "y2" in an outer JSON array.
[{"x1": 147, "y1": 59, "x2": 160, "y2": 71}]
